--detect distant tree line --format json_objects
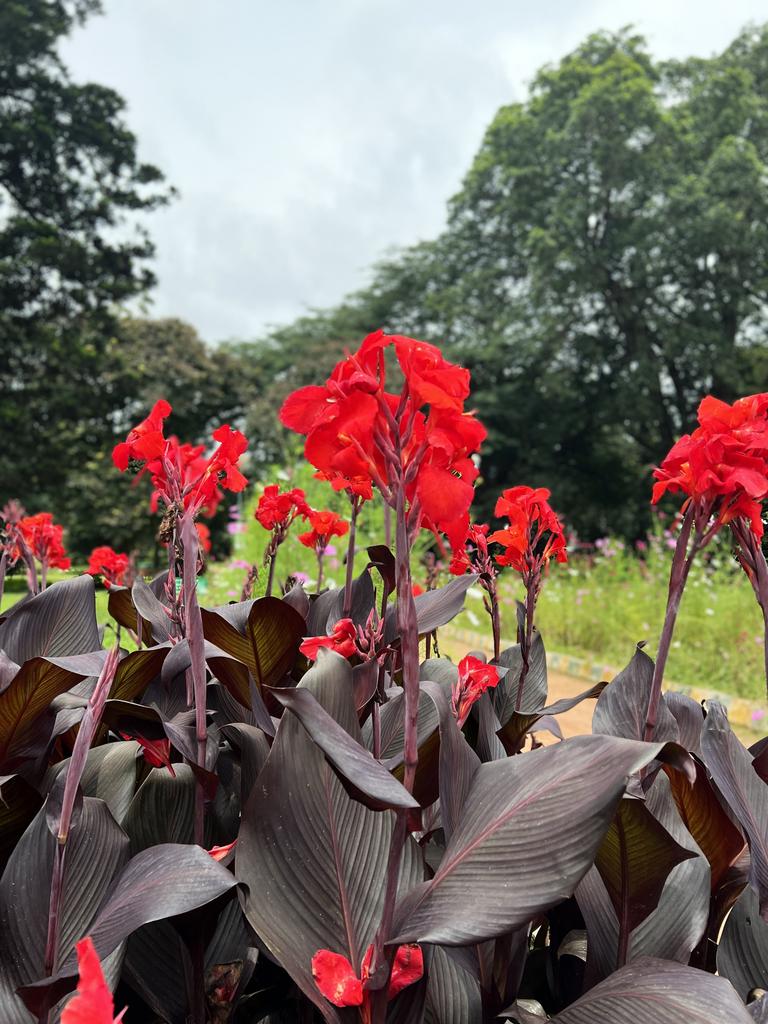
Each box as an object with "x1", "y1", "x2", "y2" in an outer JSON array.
[{"x1": 3, "y1": 2, "x2": 768, "y2": 558}]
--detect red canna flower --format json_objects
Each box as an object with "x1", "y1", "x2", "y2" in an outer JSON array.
[
  {"x1": 448, "y1": 520, "x2": 491, "y2": 576},
  {"x1": 61, "y1": 936, "x2": 126, "y2": 1023},
  {"x1": 14, "y1": 513, "x2": 71, "y2": 572},
  {"x1": 412, "y1": 583, "x2": 425, "y2": 596},
  {"x1": 300, "y1": 618, "x2": 357, "y2": 661},
  {"x1": 489, "y1": 486, "x2": 567, "y2": 576},
  {"x1": 451, "y1": 655, "x2": 502, "y2": 727},
  {"x1": 113, "y1": 401, "x2": 249, "y2": 519},
  {"x1": 311, "y1": 942, "x2": 423, "y2": 1010},
  {"x1": 120, "y1": 732, "x2": 176, "y2": 776},
  {"x1": 112, "y1": 399, "x2": 171, "y2": 472},
  {"x1": 652, "y1": 392, "x2": 768, "y2": 537},
  {"x1": 87, "y1": 546, "x2": 130, "y2": 588},
  {"x1": 298, "y1": 509, "x2": 349, "y2": 551},
  {"x1": 255, "y1": 485, "x2": 309, "y2": 531},
  {"x1": 279, "y1": 331, "x2": 485, "y2": 532}
]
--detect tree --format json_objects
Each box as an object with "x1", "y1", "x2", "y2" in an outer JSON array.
[
  {"x1": 420, "y1": 25, "x2": 768, "y2": 535},
  {"x1": 0, "y1": 0, "x2": 173, "y2": 548}
]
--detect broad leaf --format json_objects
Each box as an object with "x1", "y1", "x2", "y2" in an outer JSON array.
[
  {"x1": 592, "y1": 646, "x2": 678, "y2": 743},
  {"x1": 594, "y1": 797, "x2": 697, "y2": 941},
  {"x1": 0, "y1": 651, "x2": 107, "y2": 771},
  {"x1": 664, "y1": 755, "x2": 745, "y2": 890},
  {"x1": 270, "y1": 668, "x2": 419, "y2": 811},
  {"x1": 131, "y1": 578, "x2": 172, "y2": 642},
  {"x1": 550, "y1": 957, "x2": 752, "y2": 1023},
  {"x1": 123, "y1": 764, "x2": 200, "y2": 853},
  {"x1": 493, "y1": 633, "x2": 548, "y2": 722},
  {"x1": 425, "y1": 944, "x2": 482, "y2": 1024},
  {"x1": 701, "y1": 702, "x2": 768, "y2": 918},
  {"x1": 718, "y1": 883, "x2": 768, "y2": 1001},
  {"x1": 236, "y1": 652, "x2": 423, "y2": 1024},
  {"x1": 0, "y1": 797, "x2": 129, "y2": 1023},
  {"x1": 391, "y1": 735, "x2": 693, "y2": 945},
  {"x1": 0, "y1": 576, "x2": 100, "y2": 664},
  {"x1": 44, "y1": 741, "x2": 139, "y2": 825},
  {"x1": 201, "y1": 596, "x2": 304, "y2": 696}
]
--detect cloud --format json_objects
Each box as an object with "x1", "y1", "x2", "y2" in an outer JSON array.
[{"x1": 61, "y1": 0, "x2": 768, "y2": 340}]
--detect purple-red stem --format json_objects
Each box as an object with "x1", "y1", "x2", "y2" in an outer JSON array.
[
  {"x1": 316, "y1": 548, "x2": 325, "y2": 593},
  {"x1": 265, "y1": 549, "x2": 277, "y2": 598},
  {"x1": 343, "y1": 498, "x2": 360, "y2": 616},
  {"x1": 42, "y1": 646, "x2": 120, "y2": 1010},
  {"x1": 643, "y1": 504, "x2": 696, "y2": 742},
  {"x1": 514, "y1": 580, "x2": 538, "y2": 713},
  {"x1": 371, "y1": 482, "x2": 419, "y2": 1024},
  {"x1": 180, "y1": 516, "x2": 207, "y2": 848}
]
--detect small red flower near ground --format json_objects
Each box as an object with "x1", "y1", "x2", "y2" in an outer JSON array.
[
  {"x1": 61, "y1": 936, "x2": 126, "y2": 1023},
  {"x1": 489, "y1": 486, "x2": 567, "y2": 575},
  {"x1": 87, "y1": 546, "x2": 130, "y2": 588},
  {"x1": 300, "y1": 618, "x2": 357, "y2": 661},
  {"x1": 452, "y1": 655, "x2": 502, "y2": 727},
  {"x1": 207, "y1": 839, "x2": 237, "y2": 861},
  {"x1": 311, "y1": 943, "x2": 423, "y2": 1010},
  {"x1": 120, "y1": 732, "x2": 176, "y2": 776},
  {"x1": 255, "y1": 484, "x2": 309, "y2": 531},
  {"x1": 298, "y1": 509, "x2": 349, "y2": 551}
]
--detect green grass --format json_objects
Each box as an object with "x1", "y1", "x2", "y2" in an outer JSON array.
[
  {"x1": 448, "y1": 532, "x2": 766, "y2": 701},
  {"x1": 3, "y1": 483, "x2": 765, "y2": 701}
]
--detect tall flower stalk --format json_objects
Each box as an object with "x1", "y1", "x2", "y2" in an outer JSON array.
[
  {"x1": 488, "y1": 487, "x2": 567, "y2": 709},
  {"x1": 279, "y1": 330, "x2": 485, "y2": 1015},
  {"x1": 646, "y1": 392, "x2": 768, "y2": 737}
]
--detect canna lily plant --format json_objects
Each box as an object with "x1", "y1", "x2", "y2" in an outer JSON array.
[{"x1": 0, "y1": 334, "x2": 768, "y2": 1024}]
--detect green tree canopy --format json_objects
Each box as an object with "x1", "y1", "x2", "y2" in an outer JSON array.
[
  {"x1": 245, "y1": 24, "x2": 768, "y2": 539},
  {"x1": 0, "y1": 0, "x2": 174, "y2": 552}
]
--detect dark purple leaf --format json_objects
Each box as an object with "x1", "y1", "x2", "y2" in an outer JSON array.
[
  {"x1": 425, "y1": 944, "x2": 482, "y2": 1024},
  {"x1": 0, "y1": 575, "x2": 100, "y2": 664},
  {"x1": 493, "y1": 633, "x2": 548, "y2": 721},
  {"x1": 592, "y1": 646, "x2": 678, "y2": 743},
  {"x1": 665, "y1": 691, "x2": 704, "y2": 754},
  {"x1": 418, "y1": 680, "x2": 480, "y2": 843},
  {"x1": 108, "y1": 644, "x2": 171, "y2": 703},
  {"x1": 594, "y1": 797, "x2": 697, "y2": 943},
  {"x1": 235, "y1": 653, "x2": 424, "y2": 1024},
  {"x1": 368, "y1": 545, "x2": 396, "y2": 597},
  {"x1": 269, "y1": 660, "x2": 418, "y2": 811},
  {"x1": 44, "y1": 740, "x2": 139, "y2": 825},
  {"x1": 131, "y1": 578, "x2": 172, "y2": 642},
  {"x1": 0, "y1": 652, "x2": 20, "y2": 694},
  {"x1": 0, "y1": 774, "x2": 42, "y2": 872},
  {"x1": 718, "y1": 883, "x2": 768, "y2": 1002},
  {"x1": 201, "y1": 596, "x2": 305, "y2": 699},
  {"x1": 391, "y1": 736, "x2": 694, "y2": 946},
  {"x1": 0, "y1": 797, "x2": 129, "y2": 1022},
  {"x1": 749, "y1": 994, "x2": 768, "y2": 1022},
  {"x1": 550, "y1": 957, "x2": 752, "y2": 1023},
  {"x1": 576, "y1": 771, "x2": 709, "y2": 983},
  {"x1": 282, "y1": 581, "x2": 309, "y2": 620},
  {"x1": 123, "y1": 764, "x2": 199, "y2": 853},
  {"x1": 0, "y1": 651, "x2": 108, "y2": 772},
  {"x1": 701, "y1": 702, "x2": 768, "y2": 919}
]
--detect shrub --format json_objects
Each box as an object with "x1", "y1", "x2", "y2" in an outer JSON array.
[{"x1": 1, "y1": 336, "x2": 768, "y2": 1023}]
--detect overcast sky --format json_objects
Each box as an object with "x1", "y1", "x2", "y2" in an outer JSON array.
[{"x1": 62, "y1": 0, "x2": 768, "y2": 342}]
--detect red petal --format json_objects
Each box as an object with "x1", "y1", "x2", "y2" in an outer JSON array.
[
  {"x1": 416, "y1": 464, "x2": 474, "y2": 531},
  {"x1": 388, "y1": 944, "x2": 424, "y2": 998},
  {"x1": 311, "y1": 949, "x2": 364, "y2": 1007},
  {"x1": 112, "y1": 442, "x2": 130, "y2": 472},
  {"x1": 61, "y1": 937, "x2": 117, "y2": 1024}
]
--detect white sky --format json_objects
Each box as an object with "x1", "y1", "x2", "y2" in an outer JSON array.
[{"x1": 61, "y1": 0, "x2": 768, "y2": 342}]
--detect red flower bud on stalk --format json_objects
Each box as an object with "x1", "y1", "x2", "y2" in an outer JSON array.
[{"x1": 452, "y1": 655, "x2": 503, "y2": 727}]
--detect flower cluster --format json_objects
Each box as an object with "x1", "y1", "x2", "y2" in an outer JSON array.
[
  {"x1": 448, "y1": 520, "x2": 492, "y2": 577},
  {"x1": 489, "y1": 486, "x2": 567, "y2": 576},
  {"x1": 451, "y1": 654, "x2": 502, "y2": 727},
  {"x1": 298, "y1": 508, "x2": 349, "y2": 551},
  {"x1": 652, "y1": 393, "x2": 768, "y2": 537},
  {"x1": 12, "y1": 512, "x2": 71, "y2": 572},
  {"x1": 311, "y1": 943, "x2": 423, "y2": 1010},
  {"x1": 280, "y1": 331, "x2": 485, "y2": 537},
  {"x1": 87, "y1": 546, "x2": 130, "y2": 588},
  {"x1": 255, "y1": 484, "x2": 309, "y2": 531},
  {"x1": 113, "y1": 400, "x2": 248, "y2": 520},
  {"x1": 299, "y1": 613, "x2": 385, "y2": 663}
]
